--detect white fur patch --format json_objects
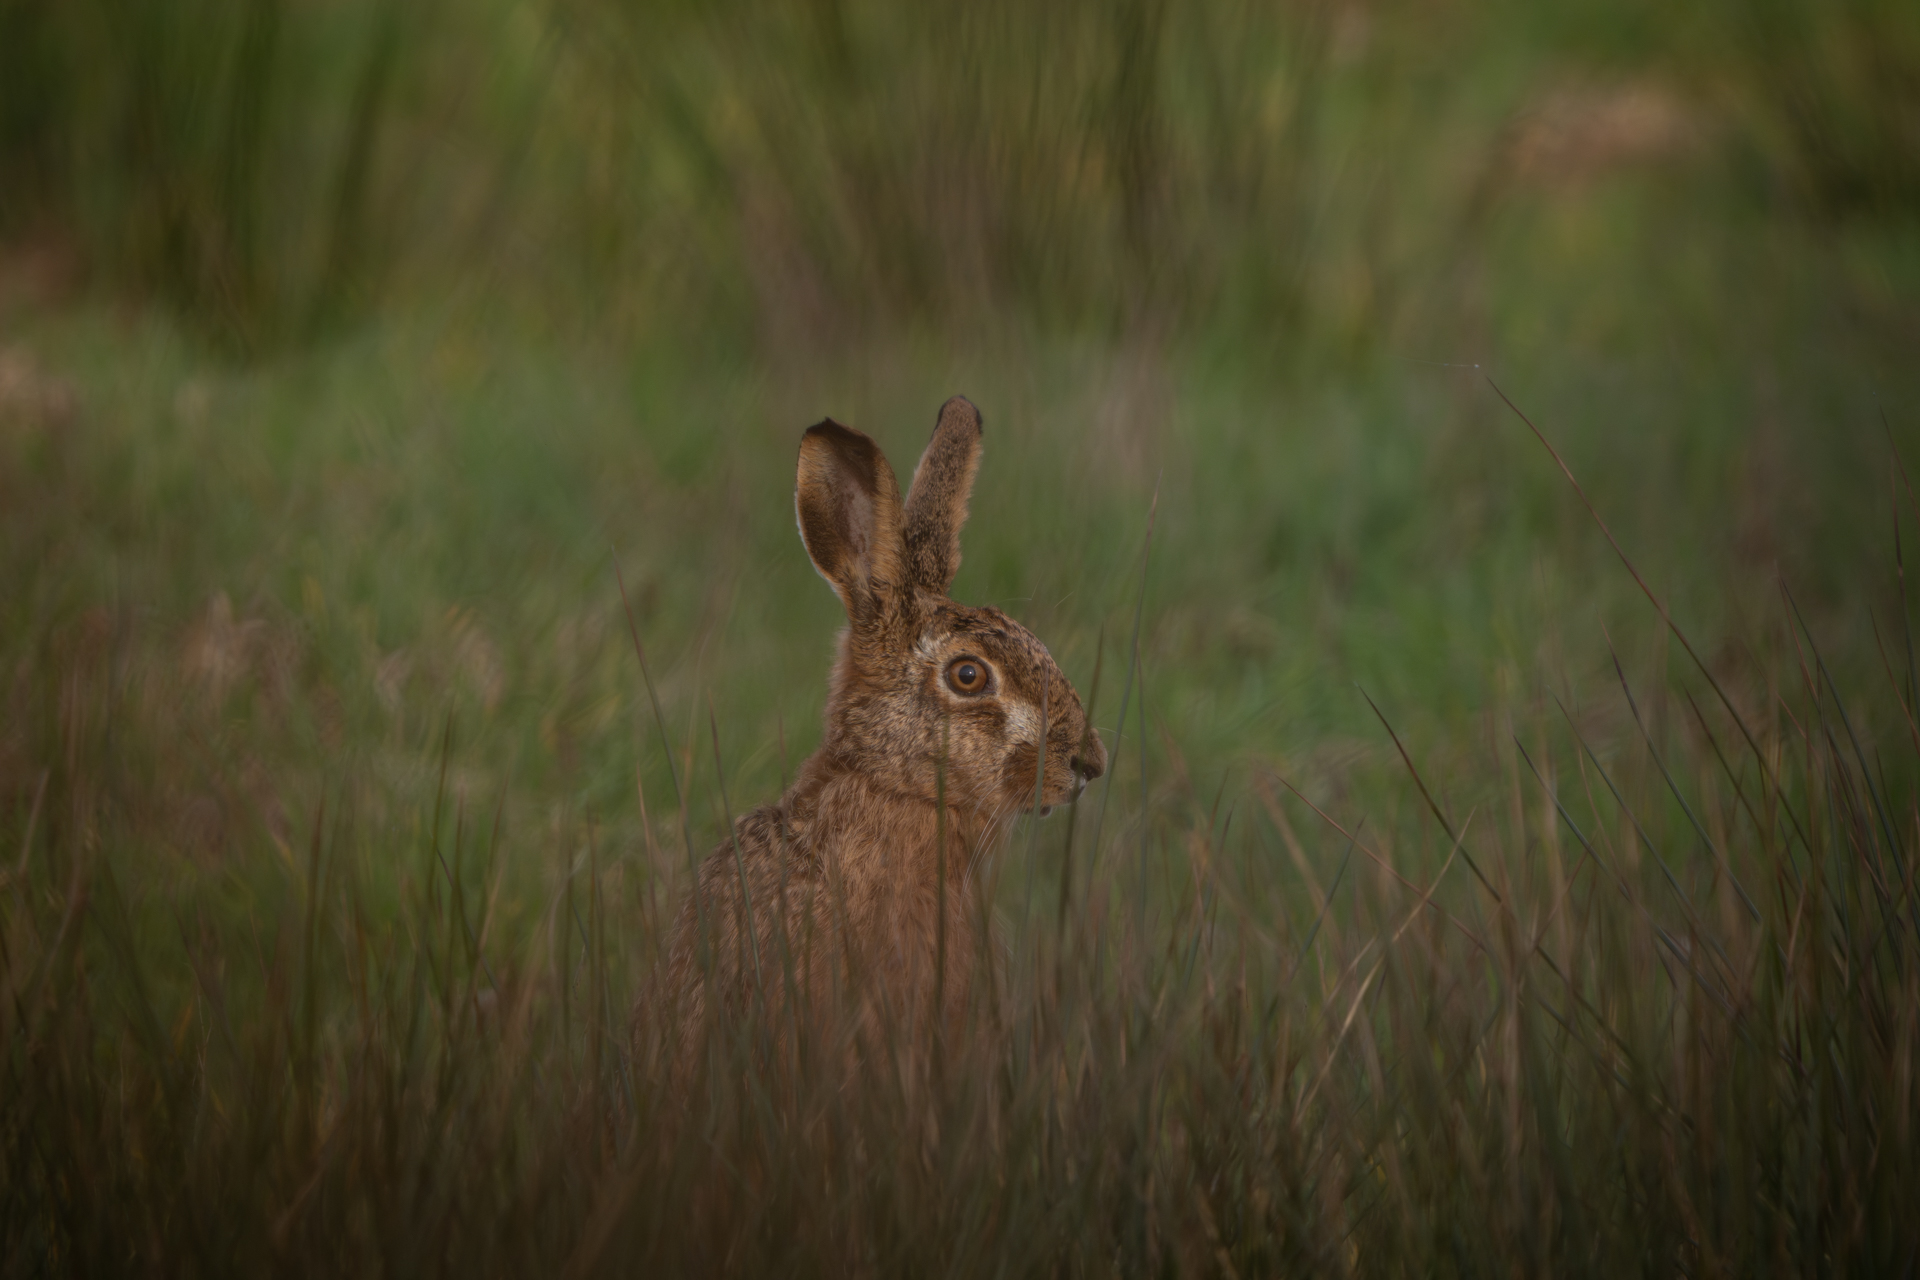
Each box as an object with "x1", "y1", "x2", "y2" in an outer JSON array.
[{"x1": 1003, "y1": 699, "x2": 1042, "y2": 746}]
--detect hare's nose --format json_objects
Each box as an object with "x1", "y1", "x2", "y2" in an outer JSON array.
[{"x1": 1070, "y1": 752, "x2": 1103, "y2": 783}]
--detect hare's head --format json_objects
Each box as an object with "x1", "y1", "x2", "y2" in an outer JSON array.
[{"x1": 795, "y1": 397, "x2": 1106, "y2": 818}]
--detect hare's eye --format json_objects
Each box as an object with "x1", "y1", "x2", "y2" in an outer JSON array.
[{"x1": 945, "y1": 657, "x2": 990, "y2": 696}]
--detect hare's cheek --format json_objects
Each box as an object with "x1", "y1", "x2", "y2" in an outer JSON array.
[{"x1": 999, "y1": 742, "x2": 1043, "y2": 796}]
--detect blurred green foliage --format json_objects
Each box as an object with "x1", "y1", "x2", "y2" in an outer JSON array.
[
  {"x1": 2, "y1": 0, "x2": 1916, "y2": 990},
  {"x1": 3, "y1": 0, "x2": 1920, "y2": 1272},
  {"x1": 4, "y1": 0, "x2": 1915, "y2": 347},
  {"x1": 2, "y1": 0, "x2": 1916, "y2": 955}
]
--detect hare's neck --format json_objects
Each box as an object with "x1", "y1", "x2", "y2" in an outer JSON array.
[{"x1": 782, "y1": 760, "x2": 1005, "y2": 876}]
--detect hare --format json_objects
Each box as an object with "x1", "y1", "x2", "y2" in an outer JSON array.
[{"x1": 638, "y1": 396, "x2": 1106, "y2": 1067}]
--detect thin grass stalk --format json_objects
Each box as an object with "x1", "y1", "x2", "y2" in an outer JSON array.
[
  {"x1": 613, "y1": 552, "x2": 707, "y2": 956},
  {"x1": 1087, "y1": 479, "x2": 1158, "y2": 885},
  {"x1": 1055, "y1": 626, "x2": 1103, "y2": 938},
  {"x1": 1494, "y1": 379, "x2": 1822, "y2": 860}
]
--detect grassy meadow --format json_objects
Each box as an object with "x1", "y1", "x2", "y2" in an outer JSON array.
[{"x1": 5, "y1": 0, "x2": 1920, "y2": 1273}]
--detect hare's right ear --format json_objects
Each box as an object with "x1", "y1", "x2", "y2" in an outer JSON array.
[
  {"x1": 902, "y1": 396, "x2": 984, "y2": 595},
  {"x1": 796, "y1": 419, "x2": 905, "y2": 624}
]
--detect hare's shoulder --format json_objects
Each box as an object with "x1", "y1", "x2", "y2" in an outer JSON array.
[
  {"x1": 733, "y1": 802, "x2": 800, "y2": 857},
  {"x1": 694, "y1": 800, "x2": 822, "y2": 891}
]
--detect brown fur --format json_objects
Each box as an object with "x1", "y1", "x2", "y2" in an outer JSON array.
[{"x1": 636, "y1": 396, "x2": 1105, "y2": 1070}]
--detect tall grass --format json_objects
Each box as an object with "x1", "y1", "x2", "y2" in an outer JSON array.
[
  {"x1": 5, "y1": 420, "x2": 1917, "y2": 1273},
  {"x1": 4, "y1": 0, "x2": 1918, "y2": 1271},
  {"x1": 6, "y1": 0, "x2": 1916, "y2": 350},
  {"x1": 0, "y1": 0, "x2": 442, "y2": 348}
]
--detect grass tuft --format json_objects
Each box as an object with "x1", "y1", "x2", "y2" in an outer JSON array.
[{"x1": 5, "y1": 424, "x2": 1919, "y2": 1273}]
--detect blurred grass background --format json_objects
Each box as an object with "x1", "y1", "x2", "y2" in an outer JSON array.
[{"x1": 3, "y1": 0, "x2": 1920, "y2": 1273}]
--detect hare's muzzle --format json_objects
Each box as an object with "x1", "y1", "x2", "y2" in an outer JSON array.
[{"x1": 1069, "y1": 751, "x2": 1103, "y2": 785}]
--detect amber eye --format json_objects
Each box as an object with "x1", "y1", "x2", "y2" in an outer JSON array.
[{"x1": 945, "y1": 656, "x2": 990, "y2": 696}]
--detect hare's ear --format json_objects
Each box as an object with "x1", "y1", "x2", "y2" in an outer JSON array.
[
  {"x1": 796, "y1": 419, "x2": 906, "y2": 622},
  {"x1": 902, "y1": 396, "x2": 983, "y2": 595}
]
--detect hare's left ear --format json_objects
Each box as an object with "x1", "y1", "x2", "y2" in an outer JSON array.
[
  {"x1": 902, "y1": 396, "x2": 984, "y2": 595},
  {"x1": 796, "y1": 419, "x2": 906, "y2": 625}
]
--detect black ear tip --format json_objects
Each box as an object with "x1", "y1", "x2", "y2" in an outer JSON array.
[
  {"x1": 800, "y1": 417, "x2": 885, "y2": 488},
  {"x1": 802, "y1": 417, "x2": 876, "y2": 453},
  {"x1": 936, "y1": 395, "x2": 984, "y2": 436},
  {"x1": 805, "y1": 416, "x2": 854, "y2": 441}
]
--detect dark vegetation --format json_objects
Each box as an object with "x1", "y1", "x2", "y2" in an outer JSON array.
[{"x1": 3, "y1": 0, "x2": 1920, "y2": 1273}]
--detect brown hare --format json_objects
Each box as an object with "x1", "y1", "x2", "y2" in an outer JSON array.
[{"x1": 639, "y1": 396, "x2": 1106, "y2": 1068}]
